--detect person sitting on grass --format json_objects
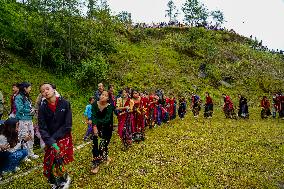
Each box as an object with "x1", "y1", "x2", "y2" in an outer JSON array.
[{"x1": 0, "y1": 118, "x2": 28, "y2": 176}]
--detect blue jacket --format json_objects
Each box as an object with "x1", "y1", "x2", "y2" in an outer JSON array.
[
  {"x1": 38, "y1": 97, "x2": 72, "y2": 146},
  {"x1": 84, "y1": 104, "x2": 92, "y2": 120},
  {"x1": 15, "y1": 94, "x2": 33, "y2": 120}
]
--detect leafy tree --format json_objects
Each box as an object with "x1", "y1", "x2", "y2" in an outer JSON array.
[
  {"x1": 165, "y1": 0, "x2": 178, "y2": 23},
  {"x1": 182, "y1": 0, "x2": 209, "y2": 26},
  {"x1": 117, "y1": 11, "x2": 132, "y2": 24},
  {"x1": 75, "y1": 54, "x2": 109, "y2": 87},
  {"x1": 211, "y1": 10, "x2": 225, "y2": 27}
]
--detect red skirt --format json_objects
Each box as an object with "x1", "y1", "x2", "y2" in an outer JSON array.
[{"x1": 43, "y1": 133, "x2": 74, "y2": 179}]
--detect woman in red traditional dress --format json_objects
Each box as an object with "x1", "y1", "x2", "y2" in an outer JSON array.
[
  {"x1": 116, "y1": 89, "x2": 132, "y2": 147},
  {"x1": 130, "y1": 90, "x2": 145, "y2": 141}
]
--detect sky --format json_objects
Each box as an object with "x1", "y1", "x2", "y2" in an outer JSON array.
[{"x1": 107, "y1": 0, "x2": 284, "y2": 51}]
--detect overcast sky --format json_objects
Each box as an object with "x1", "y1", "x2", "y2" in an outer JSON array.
[{"x1": 107, "y1": 0, "x2": 284, "y2": 50}]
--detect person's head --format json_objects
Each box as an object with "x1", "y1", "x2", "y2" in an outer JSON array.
[
  {"x1": 40, "y1": 83, "x2": 56, "y2": 100},
  {"x1": 205, "y1": 92, "x2": 209, "y2": 97},
  {"x1": 99, "y1": 91, "x2": 109, "y2": 103},
  {"x1": 98, "y1": 83, "x2": 104, "y2": 92},
  {"x1": 122, "y1": 89, "x2": 128, "y2": 98},
  {"x1": 12, "y1": 83, "x2": 20, "y2": 94},
  {"x1": 238, "y1": 94, "x2": 242, "y2": 99},
  {"x1": 108, "y1": 85, "x2": 114, "y2": 94},
  {"x1": 131, "y1": 89, "x2": 139, "y2": 99},
  {"x1": 19, "y1": 82, "x2": 32, "y2": 95},
  {"x1": 222, "y1": 93, "x2": 226, "y2": 98},
  {"x1": 263, "y1": 96, "x2": 267, "y2": 100},
  {"x1": 3, "y1": 118, "x2": 19, "y2": 148},
  {"x1": 89, "y1": 96, "x2": 95, "y2": 104}
]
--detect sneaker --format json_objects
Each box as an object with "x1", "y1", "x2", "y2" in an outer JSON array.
[
  {"x1": 61, "y1": 176, "x2": 71, "y2": 189},
  {"x1": 30, "y1": 154, "x2": 39, "y2": 159}
]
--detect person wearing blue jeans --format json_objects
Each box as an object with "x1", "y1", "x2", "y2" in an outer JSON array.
[
  {"x1": 0, "y1": 149, "x2": 28, "y2": 174},
  {"x1": 0, "y1": 118, "x2": 29, "y2": 175}
]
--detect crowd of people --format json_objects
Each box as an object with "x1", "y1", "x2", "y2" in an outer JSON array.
[{"x1": 0, "y1": 82, "x2": 283, "y2": 189}]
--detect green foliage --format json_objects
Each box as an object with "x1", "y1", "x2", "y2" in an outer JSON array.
[
  {"x1": 0, "y1": 0, "x2": 119, "y2": 73},
  {"x1": 211, "y1": 10, "x2": 225, "y2": 27},
  {"x1": 75, "y1": 54, "x2": 109, "y2": 88},
  {"x1": 182, "y1": 0, "x2": 209, "y2": 26},
  {"x1": 117, "y1": 11, "x2": 132, "y2": 24},
  {"x1": 165, "y1": 0, "x2": 179, "y2": 22}
]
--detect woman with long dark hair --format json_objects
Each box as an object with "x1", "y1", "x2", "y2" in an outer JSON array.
[
  {"x1": 15, "y1": 82, "x2": 38, "y2": 160},
  {"x1": 0, "y1": 118, "x2": 28, "y2": 175}
]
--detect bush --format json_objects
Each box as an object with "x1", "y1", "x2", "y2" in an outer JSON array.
[{"x1": 75, "y1": 54, "x2": 109, "y2": 88}]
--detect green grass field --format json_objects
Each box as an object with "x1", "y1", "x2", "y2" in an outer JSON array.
[{"x1": 1, "y1": 108, "x2": 283, "y2": 189}]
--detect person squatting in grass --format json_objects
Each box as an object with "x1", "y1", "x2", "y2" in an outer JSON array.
[
  {"x1": 0, "y1": 118, "x2": 28, "y2": 176},
  {"x1": 91, "y1": 91, "x2": 114, "y2": 174},
  {"x1": 15, "y1": 82, "x2": 39, "y2": 160},
  {"x1": 38, "y1": 83, "x2": 73, "y2": 189}
]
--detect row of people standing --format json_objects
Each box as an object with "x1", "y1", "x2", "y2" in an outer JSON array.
[{"x1": 87, "y1": 83, "x2": 186, "y2": 174}]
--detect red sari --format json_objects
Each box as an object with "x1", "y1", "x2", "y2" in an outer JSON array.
[
  {"x1": 117, "y1": 98, "x2": 131, "y2": 139},
  {"x1": 131, "y1": 98, "x2": 145, "y2": 135}
]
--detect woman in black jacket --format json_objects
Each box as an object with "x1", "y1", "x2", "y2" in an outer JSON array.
[{"x1": 38, "y1": 83, "x2": 73, "y2": 189}]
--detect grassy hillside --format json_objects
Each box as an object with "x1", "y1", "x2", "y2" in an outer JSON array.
[
  {"x1": 108, "y1": 27, "x2": 284, "y2": 105},
  {"x1": 1, "y1": 21, "x2": 284, "y2": 188}
]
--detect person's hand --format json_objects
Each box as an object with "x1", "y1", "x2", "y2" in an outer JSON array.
[
  {"x1": 0, "y1": 144, "x2": 10, "y2": 151},
  {"x1": 52, "y1": 143, "x2": 60, "y2": 154},
  {"x1": 93, "y1": 126, "x2": 98, "y2": 136},
  {"x1": 24, "y1": 134, "x2": 32, "y2": 142}
]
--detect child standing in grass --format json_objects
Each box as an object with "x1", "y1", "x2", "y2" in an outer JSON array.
[{"x1": 83, "y1": 96, "x2": 95, "y2": 141}]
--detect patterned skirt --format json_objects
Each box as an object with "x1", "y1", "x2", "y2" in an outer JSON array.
[{"x1": 43, "y1": 133, "x2": 74, "y2": 180}]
